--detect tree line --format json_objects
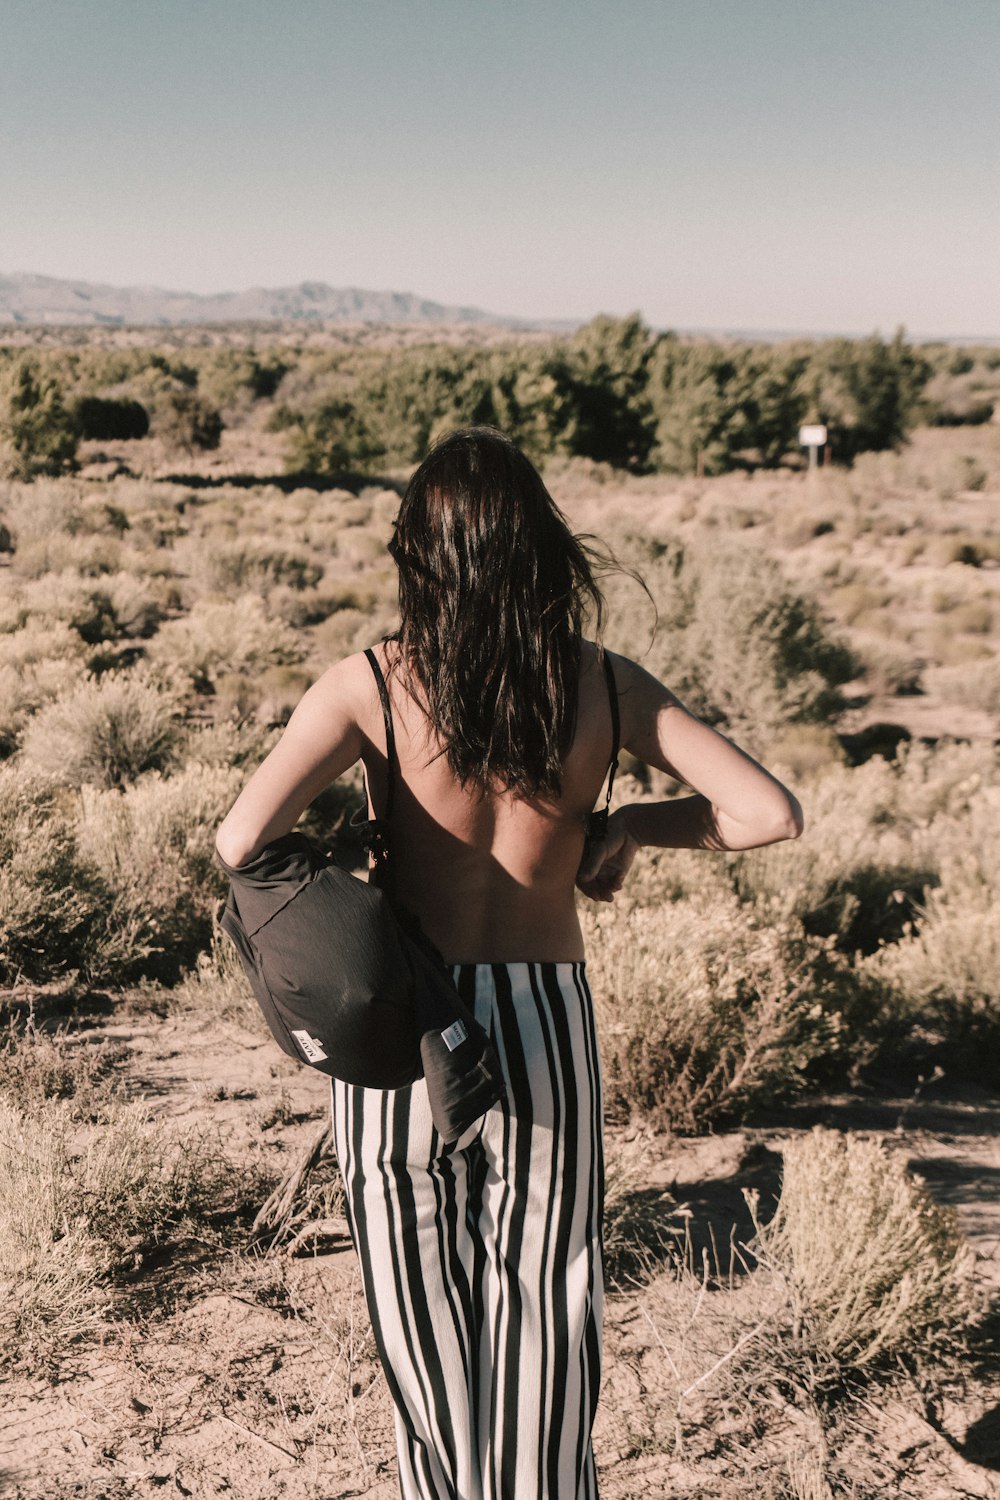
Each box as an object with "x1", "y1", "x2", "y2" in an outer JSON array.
[{"x1": 1, "y1": 316, "x2": 993, "y2": 481}]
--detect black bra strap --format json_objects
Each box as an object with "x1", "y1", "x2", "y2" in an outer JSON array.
[
  {"x1": 363, "y1": 647, "x2": 396, "y2": 825},
  {"x1": 587, "y1": 651, "x2": 619, "y2": 841}
]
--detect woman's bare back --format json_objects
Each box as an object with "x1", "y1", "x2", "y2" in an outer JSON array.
[{"x1": 358, "y1": 639, "x2": 618, "y2": 963}]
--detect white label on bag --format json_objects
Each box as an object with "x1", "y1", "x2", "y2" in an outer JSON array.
[
  {"x1": 441, "y1": 1020, "x2": 467, "y2": 1052},
  {"x1": 292, "y1": 1029, "x2": 329, "y2": 1063}
]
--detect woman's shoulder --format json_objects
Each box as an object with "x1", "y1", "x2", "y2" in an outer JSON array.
[{"x1": 307, "y1": 648, "x2": 394, "y2": 746}]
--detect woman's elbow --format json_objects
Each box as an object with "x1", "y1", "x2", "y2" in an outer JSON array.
[
  {"x1": 215, "y1": 821, "x2": 257, "y2": 869},
  {"x1": 776, "y1": 795, "x2": 805, "y2": 842}
]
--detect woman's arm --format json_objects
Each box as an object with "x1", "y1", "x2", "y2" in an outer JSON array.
[
  {"x1": 577, "y1": 651, "x2": 804, "y2": 902},
  {"x1": 214, "y1": 654, "x2": 368, "y2": 868}
]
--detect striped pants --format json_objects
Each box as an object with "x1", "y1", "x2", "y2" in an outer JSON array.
[{"x1": 330, "y1": 961, "x2": 605, "y2": 1500}]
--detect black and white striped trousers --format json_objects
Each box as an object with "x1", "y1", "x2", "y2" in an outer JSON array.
[{"x1": 331, "y1": 960, "x2": 605, "y2": 1500}]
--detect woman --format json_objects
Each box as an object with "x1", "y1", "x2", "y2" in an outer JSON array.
[{"x1": 215, "y1": 426, "x2": 804, "y2": 1500}]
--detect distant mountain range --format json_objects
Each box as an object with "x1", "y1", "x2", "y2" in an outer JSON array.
[{"x1": 0, "y1": 273, "x2": 537, "y2": 327}]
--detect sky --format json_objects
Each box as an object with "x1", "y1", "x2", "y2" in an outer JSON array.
[{"x1": 1, "y1": 0, "x2": 998, "y2": 337}]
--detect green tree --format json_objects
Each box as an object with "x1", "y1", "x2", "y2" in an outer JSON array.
[
  {"x1": 648, "y1": 340, "x2": 744, "y2": 475},
  {"x1": 285, "y1": 396, "x2": 385, "y2": 473},
  {"x1": 73, "y1": 396, "x2": 150, "y2": 441},
  {"x1": 564, "y1": 313, "x2": 657, "y2": 469},
  {"x1": 0, "y1": 359, "x2": 79, "y2": 479},
  {"x1": 649, "y1": 340, "x2": 810, "y2": 474},
  {"x1": 800, "y1": 330, "x2": 931, "y2": 463}
]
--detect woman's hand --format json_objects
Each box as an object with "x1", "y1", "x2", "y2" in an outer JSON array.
[{"x1": 575, "y1": 807, "x2": 641, "y2": 903}]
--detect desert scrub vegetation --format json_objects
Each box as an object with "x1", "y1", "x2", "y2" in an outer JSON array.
[
  {"x1": 617, "y1": 1128, "x2": 983, "y2": 1494},
  {"x1": 0, "y1": 756, "x2": 241, "y2": 987},
  {"x1": 748, "y1": 1128, "x2": 978, "y2": 1374},
  {"x1": 597, "y1": 532, "x2": 860, "y2": 756},
  {"x1": 146, "y1": 593, "x2": 306, "y2": 693},
  {"x1": 0, "y1": 1094, "x2": 273, "y2": 1372},
  {"x1": 18, "y1": 665, "x2": 188, "y2": 788},
  {"x1": 0, "y1": 1013, "x2": 129, "y2": 1120},
  {"x1": 582, "y1": 735, "x2": 1000, "y2": 1131},
  {"x1": 584, "y1": 870, "x2": 856, "y2": 1134},
  {"x1": 73, "y1": 759, "x2": 245, "y2": 984},
  {"x1": 0, "y1": 761, "x2": 108, "y2": 985}
]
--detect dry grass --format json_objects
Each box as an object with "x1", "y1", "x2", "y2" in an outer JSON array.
[
  {"x1": 0, "y1": 1100, "x2": 197, "y2": 1370},
  {"x1": 0, "y1": 1013, "x2": 129, "y2": 1119},
  {"x1": 585, "y1": 874, "x2": 853, "y2": 1133},
  {"x1": 748, "y1": 1128, "x2": 979, "y2": 1374},
  {"x1": 19, "y1": 665, "x2": 188, "y2": 789}
]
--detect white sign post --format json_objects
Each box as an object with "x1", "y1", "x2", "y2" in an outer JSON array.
[{"x1": 799, "y1": 423, "x2": 828, "y2": 470}]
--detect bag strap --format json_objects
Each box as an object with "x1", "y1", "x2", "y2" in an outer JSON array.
[
  {"x1": 351, "y1": 646, "x2": 396, "y2": 876},
  {"x1": 364, "y1": 647, "x2": 396, "y2": 824},
  {"x1": 586, "y1": 651, "x2": 620, "y2": 842}
]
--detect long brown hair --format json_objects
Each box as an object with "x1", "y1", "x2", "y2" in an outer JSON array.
[{"x1": 388, "y1": 426, "x2": 607, "y2": 799}]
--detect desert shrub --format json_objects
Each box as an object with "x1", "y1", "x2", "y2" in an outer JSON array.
[
  {"x1": 583, "y1": 870, "x2": 852, "y2": 1133},
  {"x1": 1, "y1": 489, "x2": 124, "y2": 576},
  {"x1": 287, "y1": 394, "x2": 386, "y2": 473},
  {"x1": 0, "y1": 1017, "x2": 128, "y2": 1120},
  {"x1": 14, "y1": 567, "x2": 164, "y2": 644},
  {"x1": 0, "y1": 656, "x2": 83, "y2": 757},
  {"x1": 601, "y1": 536, "x2": 858, "y2": 753},
  {"x1": 749, "y1": 1128, "x2": 976, "y2": 1371},
  {"x1": 308, "y1": 607, "x2": 376, "y2": 664},
  {"x1": 0, "y1": 477, "x2": 129, "y2": 577},
  {"x1": 177, "y1": 714, "x2": 278, "y2": 773},
  {"x1": 923, "y1": 658, "x2": 1000, "y2": 718},
  {"x1": 0, "y1": 476, "x2": 83, "y2": 542},
  {"x1": 857, "y1": 795, "x2": 1000, "y2": 1078},
  {"x1": 729, "y1": 742, "x2": 997, "y2": 953},
  {"x1": 0, "y1": 1096, "x2": 257, "y2": 1370},
  {"x1": 154, "y1": 389, "x2": 223, "y2": 452},
  {"x1": 601, "y1": 1127, "x2": 680, "y2": 1288},
  {"x1": 169, "y1": 911, "x2": 266, "y2": 1028},
  {"x1": 19, "y1": 666, "x2": 186, "y2": 789},
  {"x1": 211, "y1": 664, "x2": 315, "y2": 724},
  {"x1": 72, "y1": 395, "x2": 150, "y2": 441},
  {"x1": 761, "y1": 723, "x2": 847, "y2": 780},
  {"x1": 74, "y1": 759, "x2": 242, "y2": 983},
  {"x1": 851, "y1": 636, "x2": 923, "y2": 699},
  {"x1": 951, "y1": 600, "x2": 994, "y2": 634},
  {"x1": 929, "y1": 399, "x2": 994, "y2": 427},
  {"x1": 268, "y1": 581, "x2": 376, "y2": 629},
  {"x1": 147, "y1": 593, "x2": 305, "y2": 691},
  {"x1": 0, "y1": 359, "x2": 78, "y2": 480},
  {"x1": 200, "y1": 537, "x2": 325, "y2": 594},
  {"x1": 0, "y1": 763, "x2": 106, "y2": 985}
]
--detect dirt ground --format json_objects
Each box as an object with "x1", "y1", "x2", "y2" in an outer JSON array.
[{"x1": 2, "y1": 1000, "x2": 998, "y2": 1500}]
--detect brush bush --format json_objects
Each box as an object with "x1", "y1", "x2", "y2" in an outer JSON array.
[
  {"x1": 146, "y1": 593, "x2": 305, "y2": 692},
  {"x1": 750, "y1": 1127, "x2": 976, "y2": 1371},
  {"x1": 599, "y1": 534, "x2": 859, "y2": 754},
  {"x1": 19, "y1": 666, "x2": 187, "y2": 789},
  {"x1": 0, "y1": 763, "x2": 107, "y2": 985},
  {"x1": 0, "y1": 1096, "x2": 268, "y2": 1370},
  {"x1": 583, "y1": 867, "x2": 856, "y2": 1134},
  {"x1": 74, "y1": 760, "x2": 243, "y2": 984}
]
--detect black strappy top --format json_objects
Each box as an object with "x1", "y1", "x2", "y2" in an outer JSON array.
[{"x1": 351, "y1": 648, "x2": 620, "y2": 887}]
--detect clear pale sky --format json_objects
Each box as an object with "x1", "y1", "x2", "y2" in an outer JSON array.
[{"x1": 2, "y1": 0, "x2": 998, "y2": 336}]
